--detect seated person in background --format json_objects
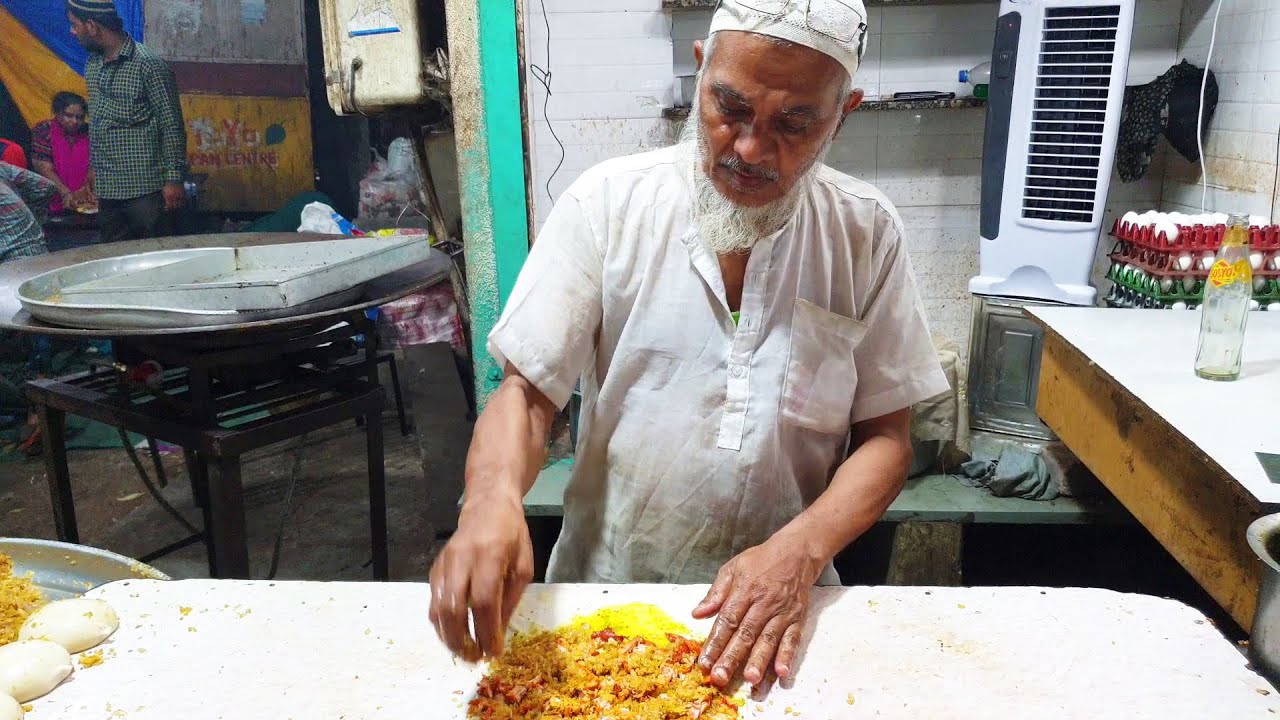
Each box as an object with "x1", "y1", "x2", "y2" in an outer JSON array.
[
  {"x1": 31, "y1": 92, "x2": 95, "y2": 214},
  {"x1": 0, "y1": 161, "x2": 55, "y2": 262},
  {"x1": 0, "y1": 138, "x2": 26, "y2": 170}
]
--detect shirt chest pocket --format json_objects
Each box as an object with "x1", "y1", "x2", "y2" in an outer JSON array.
[
  {"x1": 780, "y1": 299, "x2": 868, "y2": 435},
  {"x1": 99, "y1": 77, "x2": 151, "y2": 126}
]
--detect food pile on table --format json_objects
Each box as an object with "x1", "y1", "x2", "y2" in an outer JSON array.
[
  {"x1": 0, "y1": 552, "x2": 120, "y2": 720},
  {"x1": 470, "y1": 604, "x2": 742, "y2": 719}
]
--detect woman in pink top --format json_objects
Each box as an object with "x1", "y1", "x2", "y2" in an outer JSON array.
[{"x1": 30, "y1": 91, "x2": 95, "y2": 214}]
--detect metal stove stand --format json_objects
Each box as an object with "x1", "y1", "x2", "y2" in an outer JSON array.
[{"x1": 24, "y1": 311, "x2": 393, "y2": 580}]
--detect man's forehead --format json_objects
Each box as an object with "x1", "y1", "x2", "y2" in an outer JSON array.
[{"x1": 705, "y1": 32, "x2": 846, "y2": 105}]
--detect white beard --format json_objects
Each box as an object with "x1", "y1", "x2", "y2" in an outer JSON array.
[{"x1": 679, "y1": 95, "x2": 836, "y2": 255}]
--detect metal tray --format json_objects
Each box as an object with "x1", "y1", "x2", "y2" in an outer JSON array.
[
  {"x1": 1, "y1": 538, "x2": 169, "y2": 601},
  {"x1": 17, "y1": 236, "x2": 429, "y2": 330}
]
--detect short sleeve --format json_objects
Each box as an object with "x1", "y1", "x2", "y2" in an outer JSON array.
[
  {"x1": 850, "y1": 225, "x2": 950, "y2": 424},
  {"x1": 29, "y1": 123, "x2": 52, "y2": 164},
  {"x1": 487, "y1": 190, "x2": 604, "y2": 409}
]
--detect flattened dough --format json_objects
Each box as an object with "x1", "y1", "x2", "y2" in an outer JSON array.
[
  {"x1": 19, "y1": 598, "x2": 119, "y2": 653},
  {"x1": 0, "y1": 695, "x2": 21, "y2": 720},
  {"x1": 0, "y1": 640, "x2": 72, "y2": 703}
]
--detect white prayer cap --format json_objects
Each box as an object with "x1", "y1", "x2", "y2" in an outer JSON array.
[{"x1": 709, "y1": 0, "x2": 869, "y2": 81}]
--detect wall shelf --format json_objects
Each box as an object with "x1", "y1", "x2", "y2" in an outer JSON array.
[
  {"x1": 664, "y1": 0, "x2": 994, "y2": 8},
  {"x1": 663, "y1": 96, "x2": 986, "y2": 120}
]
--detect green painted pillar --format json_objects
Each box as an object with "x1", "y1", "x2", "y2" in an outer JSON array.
[{"x1": 445, "y1": 0, "x2": 531, "y2": 409}]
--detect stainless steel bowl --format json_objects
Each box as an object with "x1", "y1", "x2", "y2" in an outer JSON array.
[
  {"x1": 1, "y1": 537, "x2": 169, "y2": 601},
  {"x1": 1248, "y1": 514, "x2": 1280, "y2": 683}
]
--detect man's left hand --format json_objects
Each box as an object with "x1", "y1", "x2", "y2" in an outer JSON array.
[
  {"x1": 162, "y1": 182, "x2": 186, "y2": 210},
  {"x1": 692, "y1": 533, "x2": 825, "y2": 688}
]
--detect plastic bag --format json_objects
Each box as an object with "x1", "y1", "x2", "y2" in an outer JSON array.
[
  {"x1": 359, "y1": 138, "x2": 426, "y2": 221},
  {"x1": 298, "y1": 201, "x2": 362, "y2": 235}
]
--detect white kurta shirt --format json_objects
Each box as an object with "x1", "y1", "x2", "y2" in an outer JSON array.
[{"x1": 489, "y1": 146, "x2": 949, "y2": 585}]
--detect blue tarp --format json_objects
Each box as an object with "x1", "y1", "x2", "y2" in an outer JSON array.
[{"x1": 0, "y1": 0, "x2": 143, "y2": 73}]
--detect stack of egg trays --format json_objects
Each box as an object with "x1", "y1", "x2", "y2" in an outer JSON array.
[{"x1": 1106, "y1": 218, "x2": 1280, "y2": 307}]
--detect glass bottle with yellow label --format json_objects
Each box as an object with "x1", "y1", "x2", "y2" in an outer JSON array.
[{"x1": 1194, "y1": 213, "x2": 1253, "y2": 381}]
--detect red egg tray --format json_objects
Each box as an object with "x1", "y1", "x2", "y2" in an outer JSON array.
[{"x1": 1110, "y1": 218, "x2": 1280, "y2": 253}]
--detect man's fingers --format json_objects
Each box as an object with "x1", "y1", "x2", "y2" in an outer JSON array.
[
  {"x1": 774, "y1": 622, "x2": 804, "y2": 679},
  {"x1": 709, "y1": 603, "x2": 771, "y2": 687},
  {"x1": 501, "y1": 544, "x2": 534, "y2": 627},
  {"x1": 743, "y1": 615, "x2": 790, "y2": 686},
  {"x1": 693, "y1": 566, "x2": 735, "y2": 619},
  {"x1": 698, "y1": 589, "x2": 745, "y2": 673},
  {"x1": 470, "y1": 559, "x2": 506, "y2": 659},
  {"x1": 436, "y1": 552, "x2": 479, "y2": 661}
]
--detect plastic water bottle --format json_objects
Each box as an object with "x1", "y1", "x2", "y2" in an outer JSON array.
[{"x1": 959, "y1": 62, "x2": 991, "y2": 99}]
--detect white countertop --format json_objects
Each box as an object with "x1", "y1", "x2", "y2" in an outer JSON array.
[
  {"x1": 28, "y1": 580, "x2": 1280, "y2": 719},
  {"x1": 1030, "y1": 307, "x2": 1280, "y2": 506}
]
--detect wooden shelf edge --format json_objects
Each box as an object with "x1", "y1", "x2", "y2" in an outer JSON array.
[{"x1": 663, "y1": 96, "x2": 987, "y2": 120}]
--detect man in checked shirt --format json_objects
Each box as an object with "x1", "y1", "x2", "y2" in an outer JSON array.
[{"x1": 68, "y1": 0, "x2": 188, "y2": 242}]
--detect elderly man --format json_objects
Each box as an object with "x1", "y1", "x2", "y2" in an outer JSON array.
[
  {"x1": 68, "y1": 0, "x2": 187, "y2": 242},
  {"x1": 430, "y1": 0, "x2": 948, "y2": 686}
]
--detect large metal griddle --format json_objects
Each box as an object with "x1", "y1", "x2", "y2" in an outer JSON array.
[{"x1": 0, "y1": 232, "x2": 453, "y2": 339}]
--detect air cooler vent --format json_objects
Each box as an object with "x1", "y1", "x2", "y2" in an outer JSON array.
[{"x1": 1021, "y1": 4, "x2": 1120, "y2": 224}]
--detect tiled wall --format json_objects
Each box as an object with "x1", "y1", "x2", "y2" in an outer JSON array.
[
  {"x1": 526, "y1": 0, "x2": 1185, "y2": 350},
  {"x1": 1161, "y1": 0, "x2": 1280, "y2": 219},
  {"x1": 525, "y1": 1, "x2": 673, "y2": 218}
]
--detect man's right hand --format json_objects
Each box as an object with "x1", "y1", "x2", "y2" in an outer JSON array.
[{"x1": 428, "y1": 492, "x2": 534, "y2": 662}]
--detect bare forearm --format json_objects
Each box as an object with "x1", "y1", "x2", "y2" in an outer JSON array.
[
  {"x1": 780, "y1": 409, "x2": 913, "y2": 563},
  {"x1": 32, "y1": 161, "x2": 68, "y2": 195},
  {"x1": 462, "y1": 366, "x2": 557, "y2": 511}
]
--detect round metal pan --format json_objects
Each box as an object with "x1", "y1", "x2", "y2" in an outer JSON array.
[{"x1": 1, "y1": 538, "x2": 170, "y2": 601}]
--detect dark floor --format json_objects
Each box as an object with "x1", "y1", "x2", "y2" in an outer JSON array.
[{"x1": 0, "y1": 417, "x2": 448, "y2": 581}]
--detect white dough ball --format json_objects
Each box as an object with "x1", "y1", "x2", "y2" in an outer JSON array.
[
  {"x1": 0, "y1": 695, "x2": 21, "y2": 720},
  {"x1": 19, "y1": 598, "x2": 119, "y2": 654},
  {"x1": 0, "y1": 640, "x2": 72, "y2": 703}
]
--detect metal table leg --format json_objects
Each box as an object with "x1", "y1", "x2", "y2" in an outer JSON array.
[
  {"x1": 366, "y1": 395, "x2": 389, "y2": 581},
  {"x1": 207, "y1": 455, "x2": 251, "y2": 579},
  {"x1": 37, "y1": 404, "x2": 78, "y2": 544},
  {"x1": 183, "y1": 449, "x2": 217, "y2": 577}
]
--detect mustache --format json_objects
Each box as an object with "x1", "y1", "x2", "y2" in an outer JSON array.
[{"x1": 717, "y1": 154, "x2": 779, "y2": 182}]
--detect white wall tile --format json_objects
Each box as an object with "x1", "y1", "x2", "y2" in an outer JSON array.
[
  {"x1": 539, "y1": 90, "x2": 670, "y2": 120},
  {"x1": 533, "y1": 64, "x2": 676, "y2": 94},
  {"x1": 1254, "y1": 103, "x2": 1280, "y2": 134},
  {"x1": 548, "y1": 38, "x2": 671, "y2": 67},
  {"x1": 1135, "y1": 0, "x2": 1186, "y2": 28},
  {"x1": 533, "y1": 118, "x2": 670, "y2": 147},
  {"x1": 878, "y1": 5, "x2": 998, "y2": 36},
  {"x1": 527, "y1": 11, "x2": 669, "y2": 41},
  {"x1": 1127, "y1": 23, "x2": 1181, "y2": 83},
  {"x1": 670, "y1": 9, "x2": 712, "y2": 41},
  {"x1": 1265, "y1": 11, "x2": 1280, "y2": 42},
  {"x1": 529, "y1": 0, "x2": 656, "y2": 14},
  {"x1": 877, "y1": 108, "x2": 985, "y2": 136}
]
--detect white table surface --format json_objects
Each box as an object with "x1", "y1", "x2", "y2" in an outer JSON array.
[
  {"x1": 1031, "y1": 307, "x2": 1280, "y2": 506},
  {"x1": 25, "y1": 580, "x2": 1280, "y2": 719}
]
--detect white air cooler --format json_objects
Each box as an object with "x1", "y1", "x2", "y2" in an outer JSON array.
[{"x1": 970, "y1": 0, "x2": 1136, "y2": 306}]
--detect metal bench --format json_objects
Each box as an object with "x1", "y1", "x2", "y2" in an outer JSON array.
[{"x1": 522, "y1": 457, "x2": 1130, "y2": 584}]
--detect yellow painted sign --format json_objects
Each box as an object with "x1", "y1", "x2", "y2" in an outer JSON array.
[{"x1": 181, "y1": 94, "x2": 314, "y2": 212}]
